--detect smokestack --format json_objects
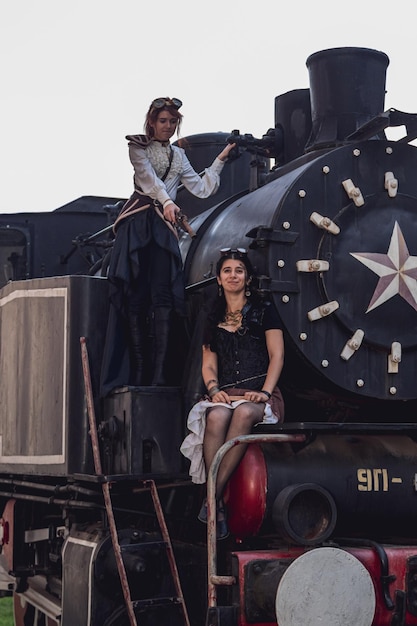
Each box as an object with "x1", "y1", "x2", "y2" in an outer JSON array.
[{"x1": 305, "y1": 47, "x2": 389, "y2": 151}]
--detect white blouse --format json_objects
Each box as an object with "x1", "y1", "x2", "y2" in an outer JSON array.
[{"x1": 128, "y1": 139, "x2": 225, "y2": 206}]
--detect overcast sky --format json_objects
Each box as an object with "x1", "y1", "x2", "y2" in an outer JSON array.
[{"x1": 1, "y1": 0, "x2": 416, "y2": 214}]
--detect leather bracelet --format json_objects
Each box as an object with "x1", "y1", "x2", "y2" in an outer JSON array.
[
  {"x1": 261, "y1": 390, "x2": 271, "y2": 399},
  {"x1": 208, "y1": 386, "x2": 220, "y2": 398},
  {"x1": 206, "y1": 378, "x2": 218, "y2": 388}
]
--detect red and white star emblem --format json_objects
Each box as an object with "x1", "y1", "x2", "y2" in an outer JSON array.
[{"x1": 351, "y1": 221, "x2": 417, "y2": 313}]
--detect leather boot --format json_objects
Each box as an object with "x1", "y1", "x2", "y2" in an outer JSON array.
[
  {"x1": 151, "y1": 307, "x2": 171, "y2": 386},
  {"x1": 128, "y1": 312, "x2": 147, "y2": 386}
]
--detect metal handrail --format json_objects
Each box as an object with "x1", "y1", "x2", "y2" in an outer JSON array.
[{"x1": 206, "y1": 432, "x2": 307, "y2": 608}]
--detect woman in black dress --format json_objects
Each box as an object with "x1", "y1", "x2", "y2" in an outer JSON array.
[{"x1": 181, "y1": 248, "x2": 285, "y2": 538}]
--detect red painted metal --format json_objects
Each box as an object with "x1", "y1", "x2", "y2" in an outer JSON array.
[
  {"x1": 232, "y1": 546, "x2": 417, "y2": 626},
  {"x1": 226, "y1": 444, "x2": 267, "y2": 538}
]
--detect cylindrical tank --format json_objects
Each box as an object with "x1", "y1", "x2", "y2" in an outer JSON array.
[
  {"x1": 226, "y1": 434, "x2": 417, "y2": 542},
  {"x1": 174, "y1": 132, "x2": 253, "y2": 219}
]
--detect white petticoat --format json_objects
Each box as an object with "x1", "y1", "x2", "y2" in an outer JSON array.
[{"x1": 180, "y1": 399, "x2": 278, "y2": 484}]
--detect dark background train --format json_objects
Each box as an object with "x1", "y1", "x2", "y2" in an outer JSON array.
[{"x1": 1, "y1": 46, "x2": 417, "y2": 625}]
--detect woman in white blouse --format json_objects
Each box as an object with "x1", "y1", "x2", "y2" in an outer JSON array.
[{"x1": 100, "y1": 97, "x2": 235, "y2": 395}]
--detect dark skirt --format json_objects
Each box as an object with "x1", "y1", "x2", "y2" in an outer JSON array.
[
  {"x1": 108, "y1": 202, "x2": 185, "y2": 315},
  {"x1": 100, "y1": 200, "x2": 185, "y2": 397}
]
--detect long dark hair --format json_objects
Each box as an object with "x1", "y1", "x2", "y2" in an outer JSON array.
[{"x1": 203, "y1": 250, "x2": 257, "y2": 345}]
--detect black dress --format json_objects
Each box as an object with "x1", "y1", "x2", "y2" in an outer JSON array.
[{"x1": 209, "y1": 301, "x2": 283, "y2": 391}]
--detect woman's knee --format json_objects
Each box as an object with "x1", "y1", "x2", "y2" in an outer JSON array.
[
  {"x1": 205, "y1": 407, "x2": 232, "y2": 433},
  {"x1": 233, "y1": 402, "x2": 264, "y2": 426}
]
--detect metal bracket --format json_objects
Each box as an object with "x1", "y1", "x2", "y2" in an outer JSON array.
[
  {"x1": 388, "y1": 342, "x2": 401, "y2": 374},
  {"x1": 342, "y1": 179, "x2": 365, "y2": 207},
  {"x1": 385, "y1": 171, "x2": 398, "y2": 198},
  {"x1": 310, "y1": 212, "x2": 340, "y2": 235},
  {"x1": 246, "y1": 225, "x2": 298, "y2": 247},
  {"x1": 340, "y1": 330, "x2": 364, "y2": 361},
  {"x1": 296, "y1": 259, "x2": 329, "y2": 273},
  {"x1": 307, "y1": 301, "x2": 339, "y2": 321}
]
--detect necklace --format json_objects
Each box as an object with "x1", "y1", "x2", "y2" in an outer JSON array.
[{"x1": 220, "y1": 309, "x2": 243, "y2": 328}]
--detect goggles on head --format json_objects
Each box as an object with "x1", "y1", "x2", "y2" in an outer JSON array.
[
  {"x1": 220, "y1": 247, "x2": 247, "y2": 257},
  {"x1": 151, "y1": 97, "x2": 183, "y2": 110}
]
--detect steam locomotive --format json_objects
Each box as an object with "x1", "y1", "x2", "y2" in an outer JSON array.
[{"x1": 1, "y1": 46, "x2": 417, "y2": 625}]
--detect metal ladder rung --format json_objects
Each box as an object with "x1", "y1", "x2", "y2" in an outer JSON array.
[{"x1": 132, "y1": 597, "x2": 183, "y2": 609}]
